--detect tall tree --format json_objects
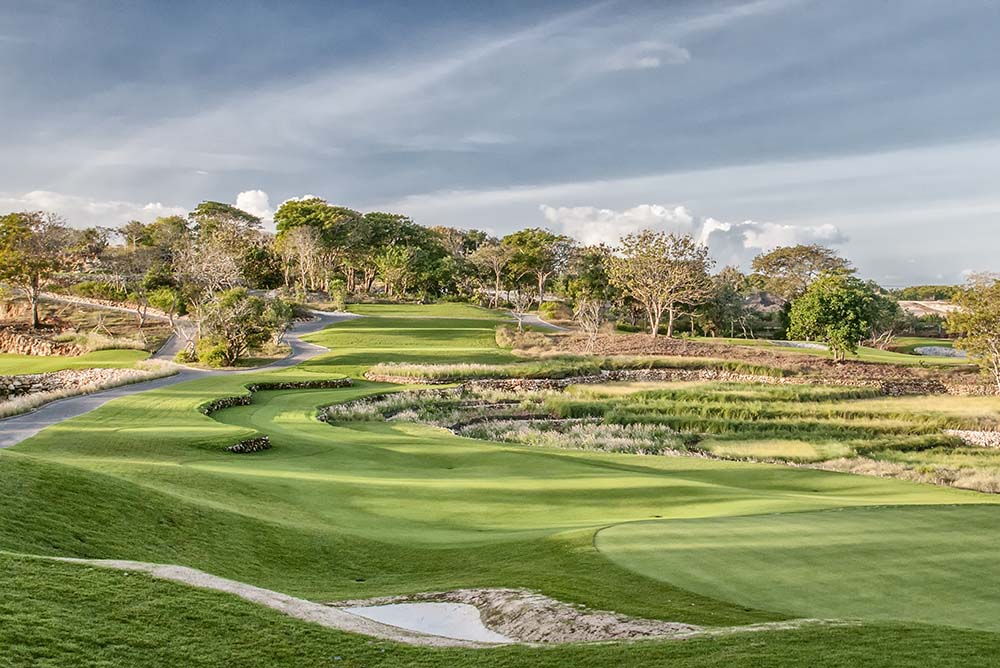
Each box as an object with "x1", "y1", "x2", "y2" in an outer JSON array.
[
  {"x1": 502, "y1": 228, "x2": 574, "y2": 305},
  {"x1": 469, "y1": 241, "x2": 513, "y2": 308},
  {"x1": 787, "y1": 273, "x2": 880, "y2": 361},
  {"x1": 189, "y1": 201, "x2": 261, "y2": 236},
  {"x1": 0, "y1": 211, "x2": 74, "y2": 328},
  {"x1": 948, "y1": 273, "x2": 1000, "y2": 393},
  {"x1": 606, "y1": 231, "x2": 714, "y2": 338},
  {"x1": 751, "y1": 244, "x2": 852, "y2": 302}
]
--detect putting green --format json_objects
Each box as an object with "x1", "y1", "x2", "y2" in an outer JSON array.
[{"x1": 596, "y1": 504, "x2": 1000, "y2": 631}]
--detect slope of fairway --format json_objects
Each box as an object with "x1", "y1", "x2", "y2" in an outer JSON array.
[{"x1": 596, "y1": 504, "x2": 1000, "y2": 631}]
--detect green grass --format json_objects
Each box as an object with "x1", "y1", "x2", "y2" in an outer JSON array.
[
  {"x1": 4, "y1": 307, "x2": 1000, "y2": 665},
  {"x1": 694, "y1": 337, "x2": 971, "y2": 366},
  {"x1": 596, "y1": 504, "x2": 1000, "y2": 632},
  {"x1": 891, "y1": 337, "x2": 955, "y2": 355},
  {"x1": 0, "y1": 349, "x2": 150, "y2": 374},
  {"x1": 347, "y1": 302, "x2": 510, "y2": 318},
  {"x1": 9, "y1": 555, "x2": 1000, "y2": 668}
]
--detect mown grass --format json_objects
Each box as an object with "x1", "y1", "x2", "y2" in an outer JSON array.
[
  {"x1": 4, "y1": 303, "x2": 1000, "y2": 665},
  {"x1": 597, "y1": 504, "x2": 1000, "y2": 632},
  {"x1": 0, "y1": 349, "x2": 150, "y2": 374},
  {"x1": 695, "y1": 336, "x2": 972, "y2": 366}
]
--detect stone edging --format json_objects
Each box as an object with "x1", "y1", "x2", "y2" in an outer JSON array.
[
  {"x1": 227, "y1": 435, "x2": 271, "y2": 453},
  {"x1": 199, "y1": 378, "x2": 353, "y2": 416},
  {"x1": 363, "y1": 367, "x2": 992, "y2": 396}
]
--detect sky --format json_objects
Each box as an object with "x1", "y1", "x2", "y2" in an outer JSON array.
[{"x1": 2, "y1": 0, "x2": 999, "y2": 286}]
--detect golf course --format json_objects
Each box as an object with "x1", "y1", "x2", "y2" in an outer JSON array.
[{"x1": 3, "y1": 304, "x2": 1000, "y2": 666}]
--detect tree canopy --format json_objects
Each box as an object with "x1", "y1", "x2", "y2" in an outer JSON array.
[{"x1": 752, "y1": 244, "x2": 852, "y2": 302}]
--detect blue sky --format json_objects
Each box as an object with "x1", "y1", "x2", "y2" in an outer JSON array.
[{"x1": 2, "y1": 0, "x2": 999, "y2": 285}]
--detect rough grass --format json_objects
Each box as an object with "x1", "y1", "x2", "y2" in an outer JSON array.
[{"x1": 0, "y1": 361, "x2": 177, "y2": 419}]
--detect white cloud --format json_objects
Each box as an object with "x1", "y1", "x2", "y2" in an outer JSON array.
[
  {"x1": 0, "y1": 190, "x2": 186, "y2": 228},
  {"x1": 235, "y1": 189, "x2": 273, "y2": 222},
  {"x1": 539, "y1": 202, "x2": 845, "y2": 268},
  {"x1": 698, "y1": 218, "x2": 847, "y2": 267},
  {"x1": 601, "y1": 41, "x2": 691, "y2": 72},
  {"x1": 541, "y1": 204, "x2": 695, "y2": 245}
]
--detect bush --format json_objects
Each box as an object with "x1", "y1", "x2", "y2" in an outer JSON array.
[
  {"x1": 539, "y1": 301, "x2": 572, "y2": 321},
  {"x1": 195, "y1": 337, "x2": 230, "y2": 367},
  {"x1": 69, "y1": 280, "x2": 128, "y2": 301},
  {"x1": 327, "y1": 279, "x2": 347, "y2": 311}
]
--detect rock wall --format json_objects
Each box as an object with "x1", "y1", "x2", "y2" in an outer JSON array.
[
  {"x1": 364, "y1": 368, "x2": 992, "y2": 396},
  {"x1": 0, "y1": 327, "x2": 82, "y2": 356},
  {"x1": 227, "y1": 435, "x2": 271, "y2": 453},
  {"x1": 0, "y1": 368, "x2": 135, "y2": 399},
  {"x1": 946, "y1": 430, "x2": 1000, "y2": 448}
]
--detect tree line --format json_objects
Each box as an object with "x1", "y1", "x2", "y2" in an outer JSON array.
[{"x1": 1, "y1": 199, "x2": 997, "y2": 386}]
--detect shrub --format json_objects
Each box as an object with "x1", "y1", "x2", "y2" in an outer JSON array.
[
  {"x1": 195, "y1": 337, "x2": 230, "y2": 367},
  {"x1": 539, "y1": 301, "x2": 572, "y2": 321}
]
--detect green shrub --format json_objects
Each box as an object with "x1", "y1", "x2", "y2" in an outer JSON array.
[
  {"x1": 539, "y1": 301, "x2": 572, "y2": 321},
  {"x1": 195, "y1": 337, "x2": 229, "y2": 368},
  {"x1": 69, "y1": 280, "x2": 128, "y2": 301}
]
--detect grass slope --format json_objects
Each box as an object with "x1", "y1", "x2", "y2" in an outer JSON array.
[{"x1": 0, "y1": 349, "x2": 150, "y2": 374}]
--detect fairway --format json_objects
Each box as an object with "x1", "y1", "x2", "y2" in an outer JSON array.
[
  {"x1": 4, "y1": 306, "x2": 1000, "y2": 665},
  {"x1": 597, "y1": 504, "x2": 1000, "y2": 631}
]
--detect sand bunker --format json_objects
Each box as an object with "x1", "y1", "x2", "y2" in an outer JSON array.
[{"x1": 345, "y1": 602, "x2": 513, "y2": 643}]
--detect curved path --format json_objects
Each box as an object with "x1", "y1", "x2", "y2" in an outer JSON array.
[{"x1": 0, "y1": 311, "x2": 358, "y2": 448}]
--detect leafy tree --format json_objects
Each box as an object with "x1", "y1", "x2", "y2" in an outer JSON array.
[
  {"x1": 0, "y1": 211, "x2": 74, "y2": 328},
  {"x1": 502, "y1": 228, "x2": 575, "y2": 305},
  {"x1": 564, "y1": 245, "x2": 615, "y2": 302},
  {"x1": 198, "y1": 288, "x2": 291, "y2": 366},
  {"x1": 702, "y1": 266, "x2": 751, "y2": 338},
  {"x1": 189, "y1": 201, "x2": 261, "y2": 236},
  {"x1": 606, "y1": 231, "x2": 714, "y2": 338},
  {"x1": 948, "y1": 274, "x2": 1000, "y2": 393},
  {"x1": 895, "y1": 285, "x2": 960, "y2": 301},
  {"x1": 274, "y1": 198, "x2": 360, "y2": 243},
  {"x1": 866, "y1": 287, "x2": 904, "y2": 350},
  {"x1": 787, "y1": 273, "x2": 880, "y2": 361},
  {"x1": 469, "y1": 241, "x2": 513, "y2": 308},
  {"x1": 751, "y1": 244, "x2": 852, "y2": 302}
]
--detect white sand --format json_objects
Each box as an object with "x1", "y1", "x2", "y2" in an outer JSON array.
[{"x1": 346, "y1": 602, "x2": 513, "y2": 643}]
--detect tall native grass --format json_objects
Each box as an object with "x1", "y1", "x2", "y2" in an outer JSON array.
[{"x1": 0, "y1": 360, "x2": 177, "y2": 419}]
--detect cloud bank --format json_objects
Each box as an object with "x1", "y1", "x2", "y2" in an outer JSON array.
[{"x1": 540, "y1": 203, "x2": 847, "y2": 268}]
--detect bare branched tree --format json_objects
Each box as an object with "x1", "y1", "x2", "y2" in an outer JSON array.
[{"x1": 574, "y1": 298, "x2": 606, "y2": 350}]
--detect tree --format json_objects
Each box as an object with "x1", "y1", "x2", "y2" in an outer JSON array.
[
  {"x1": 198, "y1": 288, "x2": 291, "y2": 366},
  {"x1": 189, "y1": 201, "x2": 261, "y2": 237},
  {"x1": 502, "y1": 228, "x2": 574, "y2": 305},
  {"x1": 564, "y1": 245, "x2": 616, "y2": 302},
  {"x1": 787, "y1": 273, "x2": 880, "y2": 362},
  {"x1": 866, "y1": 287, "x2": 904, "y2": 350},
  {"x1": 606, "y1": 231, "x2": 714, "y2": 338},
  {"x1": 0, "y1": 211, "x2": 74, "y2": 328},
  {"x1": 703, "y1": 266, "x2": 751, "y2": 338},
  {"x1": 948, "y1": 274, "x2": 1000, "y2": 393},
  {"x1": 469, "y1": 241, "x2": 513, "y2": 308},
  {"x1": 751, "y1": 244, "x2": 852, "y2": 302},
  {"x1": 574, "y1": 298, "x2": 606, "y2": 350},
  {"x1": 509, "y1": 289, "x2": 535, "y2": 332},
  {"x1": 275, "y1": 225, "x2": 324, "y2": 292}
]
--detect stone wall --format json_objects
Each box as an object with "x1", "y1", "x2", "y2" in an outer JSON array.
[
  {"x1": 227, "y1": 435, "x2": 271, "y2": 453},
  {"x1": 0, "y1": 327, "x2": 82, "y2": 356},
  {"x1": 946, "y1": 430, "x2": 1000, "y2": 448},
  {"x1": 364, "y1": 367, "x2": 992, "y2": 396},
  {"x1": 0, "y1": 368, "x2": 136, "y2": 399}
]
